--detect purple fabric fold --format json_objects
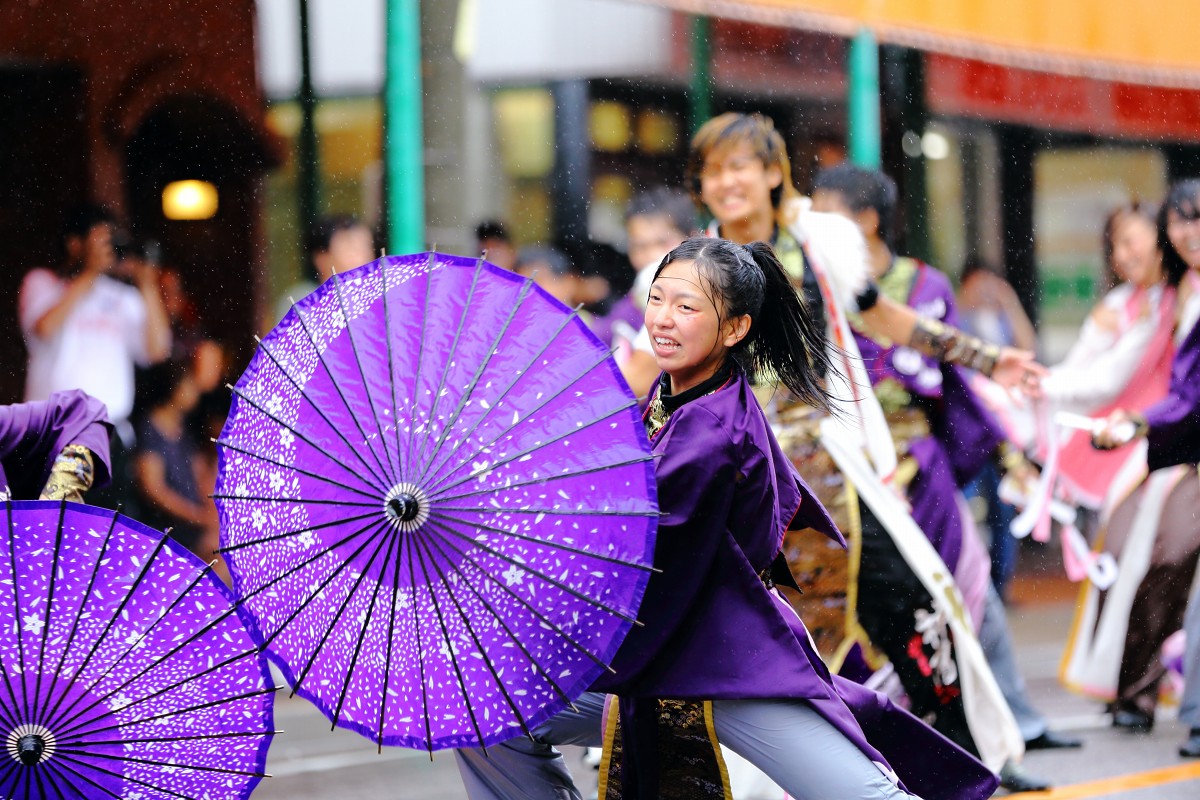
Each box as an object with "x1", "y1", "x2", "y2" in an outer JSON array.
[
  {"x1": 1144, "y1": 317, "x2": 1200, "y2": 470},
  {"x1": 0, "y1": 389, "x2": 112, "y2": 500}
]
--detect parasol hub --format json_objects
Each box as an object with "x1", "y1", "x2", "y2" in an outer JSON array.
[
  {"x1": 384, "y1": 482, "x2": 431, "y2": 532},
  {"x1": 389, "y1": 494, "x2": 420, "y2": 521},
  {"x1": 6, "y1": 724, "x2": 55, "y2": 766}
]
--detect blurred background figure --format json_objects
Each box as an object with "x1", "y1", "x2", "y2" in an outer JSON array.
[
  {"x1": 275, "y1": 214, "x2": 376, "y2": 322},
  {"x1": 18, "y1": 204, "x2": 172, "y2": 509},
  {"x1": 623, "y1": 187, "x2": 696, "y2": 309},
  {"x1": 132, "y1": 341, "x2": 228, "y2": 583},
  {"x1": 957, "y1": 256, "x2": 1039, "y2": 355},
  {"x1": 475, "y1": 219, "x2": 517, "y2": 271},
  {"x1": 513, "y1": 244, "x2": 607, "y2": 311},
  {"x1": 954, "y1": 256, "x2": 1036, "y2": 599}
]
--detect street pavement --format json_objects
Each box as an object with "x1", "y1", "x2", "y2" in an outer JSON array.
[{"x1": 252, "y1": 573, "x2": 1200, "y2": 799}]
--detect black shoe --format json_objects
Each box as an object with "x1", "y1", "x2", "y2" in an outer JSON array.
[
  {"x1": 1180, "y1": 728, "x2": 1200, "y2": 758},
  {"x1": 1112, "y1": 709, "x2": 1154, "y2": 733},
  {"x1": 999, "y1": 763, "x2": 1052, "y2": 792},
  {"x1": 1025, "y1": 729, "x2": 1084, "y2": 750}
]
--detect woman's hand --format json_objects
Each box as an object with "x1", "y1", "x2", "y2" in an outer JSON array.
[
  {"x1": 1092, "y1": 409, "x2": 1147, "y2": 450},
  {"x1": 991, "y1": 347, "x2": 1047, "y2": 397}
]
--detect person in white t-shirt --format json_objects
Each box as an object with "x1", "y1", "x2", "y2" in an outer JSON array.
[{"x1": 19, "y1": 206, "x2": 171, "y2": 504}]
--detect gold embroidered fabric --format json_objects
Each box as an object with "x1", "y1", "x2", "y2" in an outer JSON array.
[
  {"x1": 38, "y1": 444, "x2": 96, "y2": 503},
  {"x1": 599, "y1": 696, "x2": 731, "y2": 800}
]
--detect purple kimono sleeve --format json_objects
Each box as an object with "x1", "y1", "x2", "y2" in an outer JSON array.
[
  {"x1": 1143, "y1": 320, "x2": 1200, "y2": 470},
  {"x1": 832, "y1": 675, "x2": 999, "y2": 800},
  {"x1": 0, "y1": 390, "x2": 112, "y2": 500},
  {"x1": 591, "y1": 404, "x2": 736, "y2": 691}
]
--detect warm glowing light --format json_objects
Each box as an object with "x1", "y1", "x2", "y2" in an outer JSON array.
[{"x1": 162, "y1": 180, "x2": 218, "y2": 220}]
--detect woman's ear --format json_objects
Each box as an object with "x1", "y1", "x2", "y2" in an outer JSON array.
[{"x1": 723, "y1": 314, "x2": 752, "y2": 348}]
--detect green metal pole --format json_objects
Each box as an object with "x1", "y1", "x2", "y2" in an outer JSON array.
[
  {"x1": 297, "y1": 0, "x2": 320, "y2": 267},
  {"x1": 689, "y1": 15, "x2": 712, "y2": 133},
  {"x1": 847, "y1": 27, "x2": 881, "y2": 169},
  {"x1": 384, "y1": 0, "x2": 425, "y2": 254}
]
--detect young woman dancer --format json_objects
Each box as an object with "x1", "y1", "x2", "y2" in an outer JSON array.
[{"x1": 592, "y1": 236, "x2": 993, "y2": 799}]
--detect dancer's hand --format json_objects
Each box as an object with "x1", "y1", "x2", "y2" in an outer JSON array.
[
  {"x1": 991, "y1": 348, "x2": 1046, "y2": 398},
  {"x1": 1091, "y1": 410, "x2": 1146, "y2": 450}
]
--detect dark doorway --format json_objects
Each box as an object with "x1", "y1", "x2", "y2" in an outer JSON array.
[
  {"x1": 0, "y1": 66, "x2": 89, "y2": 401},
  {"x1": 125, "y1": 95, "x2": 274, "y2": 372}
]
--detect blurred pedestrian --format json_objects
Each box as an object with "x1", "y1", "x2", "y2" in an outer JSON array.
[
  {"x1": 475, "y1": 219, "x2": 517, "y2": 271},
  {"x1": 956, "y1": 257, "x2": 1038, "y2": 354},
  {"x1": 955, "y1": 256, "x2": 1037, "y2": 597},
  {"x1": 513, "y1": 245, "x2": 607, "y2": 310},
  {"x1": 19, "y1": 204, "x2": 172, "y2": 509},
  {"x1": 275, "y1": 214, "x2": 376, "y2": 323},
  {"x1": 1089, "y1": 180, "x2": 1200, "y2": 749},
  {"x1": 132, "y1": 353, "x2": 220, "y2": 570}
]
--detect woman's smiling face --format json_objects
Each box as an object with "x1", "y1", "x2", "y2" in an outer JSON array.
[{"x1": 645, "y1": 258, "x2": 742, "y2": 395}]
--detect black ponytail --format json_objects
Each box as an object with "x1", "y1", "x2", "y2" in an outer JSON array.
[{"x1": 653, "y1": 236, "x2": 835, "y2": 413}]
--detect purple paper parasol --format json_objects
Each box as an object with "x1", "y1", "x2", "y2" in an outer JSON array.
[
  {"x1": 0, "y1": 501, "x2": 275, "y2": 799},
  {"x1": 215, "y1": 253, "x2": 657, "y2": 752}
]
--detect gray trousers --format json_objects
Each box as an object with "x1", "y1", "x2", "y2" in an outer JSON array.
[
  {"x1": 978, "y1": 582, "x2": 1047, "y2": 742},
  {"x1": 455, "y1": 692, "x2": 916, "y2": 800},
  {"x1": 1178, "y1": 575, "x2": 1200, "y2": 731}
]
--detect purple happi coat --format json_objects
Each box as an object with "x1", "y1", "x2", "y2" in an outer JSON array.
[
  {"x1": 853, "y1": 259, "x2": 1004, "y2": 571},
  {"x1": 1145, "y1": 312, "x2": 1200, "y2": 470},
  {"x1": 592, "y1": 368, "x2": 997, "y2": 800},
  {"x1": 0, "y1": 389, "x2": 112, "y2": 500}
]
